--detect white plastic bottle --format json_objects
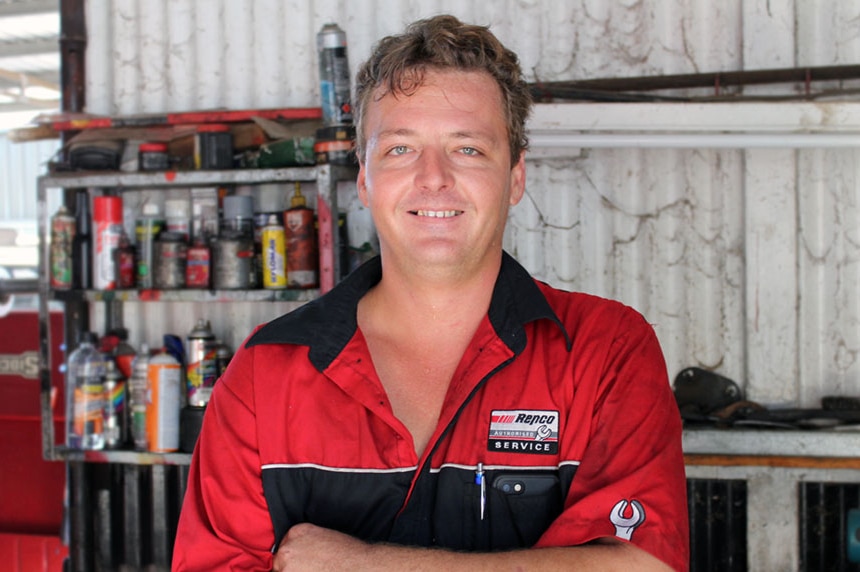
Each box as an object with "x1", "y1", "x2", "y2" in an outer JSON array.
[
  {"x1": 128, "y1": 343, "x2": 150, "y2": 451},
  {"x1": 66, "y1": 332, "x2": 106, "y2": 450}
]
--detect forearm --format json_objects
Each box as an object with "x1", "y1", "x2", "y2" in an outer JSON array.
[
  {"x1": 273, "y1": 524, "x2": 675, "y2": 572},
  {"x1": 347, "y1": 541, "x2": 669, "y2": 572}
]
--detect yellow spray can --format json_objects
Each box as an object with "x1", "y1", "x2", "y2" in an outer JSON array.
[{"x1": 262, "y1": 214, "x2": 288, "y2": 289}]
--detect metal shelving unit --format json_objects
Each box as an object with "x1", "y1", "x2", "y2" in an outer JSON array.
[
  {"x1": 35, "y1": 163, "x2": 357, "y2": 571},
  {"x1": 36, "y1": 163, "x2": 356, "y2": 463}
]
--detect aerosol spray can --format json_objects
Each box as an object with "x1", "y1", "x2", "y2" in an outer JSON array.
[
  {"x1": 146, "y1": 348, "x2": 182, "y2": 453},
  {"x1": 185, "y1": 235, "x2": 212, "y2": 289},
  {"x1": 285, "y1": 183, "x2": 318, "y2": 288},
  {"x1": 185, "y1": 319, "x2": 218, "y2": 408},
  {"x1": 128, "y1": 344, "x2": 150, "y2": 451},
  {"x1": 113, "y1": 230, "x2": 136, "y2": 289},
  {"x1": 72, "y1": 190, "x2": 92, "y2": 290},
  {"x1": 135, "y1": 202, "x2": 165, "y2": 289},
  {"x1": 262, "y1": 214, "x2": 287, "y2": 289},
  {"x1": 102, "y1": 360, "x2": 126, "y2": 449},
  {"x1": 152, "y1": 232, "x2": 188, "y2": 289},
  {"x1": 317, "y1": 23, "x2": 352, "y2": 126},
  {"x1": 215, "y1": 343, "x2": 232, "y2": 378},
  {"x1": 213, "y1": 195, "x2": 257, "y2": 289},
  {"x1": 92, "y1": 196, "x2": 123, "y2": 290},
  {"x1": 49, "y1": 205, "x2": 75, "y2": 290}
]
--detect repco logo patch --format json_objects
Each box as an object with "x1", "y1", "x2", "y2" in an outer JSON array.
[{"x1": 487, "y1": 409, "x2": 559, "y2": 455}]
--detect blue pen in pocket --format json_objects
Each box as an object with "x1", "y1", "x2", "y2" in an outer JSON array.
[{"x1": 475, "y1": 463, "x2": 486, "y2": 520}]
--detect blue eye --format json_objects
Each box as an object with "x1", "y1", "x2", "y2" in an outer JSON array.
[
  {"x1": 389, "y1": 145, "x2": 409, "y2": 155},
  {"x1": 461, "y1": 147, "x2": 480, "y2": 156}
]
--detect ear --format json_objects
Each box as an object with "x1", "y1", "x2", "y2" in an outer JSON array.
[
  {"x1": 508, "y1": 151, "x2": 526, "y2": 206},
  {"x1": 357, "y1": 161, "x2": 370, "y2": 207}
]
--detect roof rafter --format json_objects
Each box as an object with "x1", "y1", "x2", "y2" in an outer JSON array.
[
  {"x1": 0, "y1": 0, "x2": 58, "y2": 18},
  {"x1": 0, "y1": 36, "x2": 58, "y2": 58}
]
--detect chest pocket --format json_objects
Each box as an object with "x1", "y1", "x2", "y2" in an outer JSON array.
[{"x1": 432, "y1": 468, "x2": 563, "y2": 551}]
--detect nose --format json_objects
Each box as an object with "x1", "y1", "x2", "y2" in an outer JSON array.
[{"x1": 414, "y1": 148, "x2": 454, "y2": 192}]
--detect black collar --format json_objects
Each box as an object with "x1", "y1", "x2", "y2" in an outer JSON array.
[{"x1": 246, "y1": 252, "x2": 571, "y2": 371}]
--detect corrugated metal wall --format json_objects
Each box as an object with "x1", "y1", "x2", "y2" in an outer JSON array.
[{"x1": 76, "y1": 0, "x2": 860, "y2": 408}]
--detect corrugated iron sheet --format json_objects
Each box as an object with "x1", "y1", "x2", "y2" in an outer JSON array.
[{"x1": 59, "y1": 0, "x2": 860, "y2": 409}]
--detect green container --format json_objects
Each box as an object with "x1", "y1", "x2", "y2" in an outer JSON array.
[{"x1": 254, "y1": 136, "x2": 316, "y2": 168}]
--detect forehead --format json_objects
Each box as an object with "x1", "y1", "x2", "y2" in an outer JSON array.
[{"x1": 365, "y1": 69, "x2": 505, "y2": 131}]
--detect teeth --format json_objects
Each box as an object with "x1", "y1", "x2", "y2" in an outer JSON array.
[{"x1": 415, "y1": 210, "x2": 459, "y2": 218}]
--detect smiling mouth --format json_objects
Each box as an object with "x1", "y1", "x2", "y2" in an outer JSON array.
[{"x1": 412, "y1": 209, "x2": 462, "y2": 218}]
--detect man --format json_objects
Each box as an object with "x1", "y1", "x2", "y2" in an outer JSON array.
[{"x1": 173, "y1": 15, "x2": 689, "y2": 571}]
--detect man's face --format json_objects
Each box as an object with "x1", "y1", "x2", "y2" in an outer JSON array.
[{"x1": 357, "y1": 68, "x2": 526, "y2": 279}]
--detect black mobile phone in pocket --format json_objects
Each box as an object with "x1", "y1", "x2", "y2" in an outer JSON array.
[{"x1": 493, "y1": 473, "x2": 559, "y2": 496}]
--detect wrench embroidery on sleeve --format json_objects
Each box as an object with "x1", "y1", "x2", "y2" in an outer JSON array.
[{"x1": 609, "y1": 499, "x2": 646, "y2": 540}]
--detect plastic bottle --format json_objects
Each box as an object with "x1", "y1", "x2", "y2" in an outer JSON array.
[
  {"x1": 135, "y1": 202, "x2": 165, "y2": 289},
  {"x1": 67, "y1": 332, "x2": 106, "y2": 450},
  {"x1": 128, "y1": 343, "x2": 151, "y2": 451},
  {"x1": 146, "y1": 348, "x2": 182, "y2": 453},
  {"x1": 284, "y1": 183, "x2": 318, "y2": 288}
]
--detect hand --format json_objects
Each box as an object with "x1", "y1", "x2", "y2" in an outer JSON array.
[{"x1": 272, "y1": 523, "x2": 372, "y2": 572}]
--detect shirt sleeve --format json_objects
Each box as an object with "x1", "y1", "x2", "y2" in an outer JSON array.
[
  {"x1": 172, "y1": 341, "x2": 275, "y2": 571},
  {"x1": 536, "y1": 306, "x2": 690, "y2": 572}
]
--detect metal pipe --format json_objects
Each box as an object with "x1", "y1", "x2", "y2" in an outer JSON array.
[
  {"x1": 59, "y1": 5, "x2": 88, "y2": 570},
  {"x1": 531, "y1": 64, "x2": 860, "y2": 95},
  {"x1": 528, "y1": 132, "x2": 860, "y2": 149},
  {"x1": 0, "y1": 277, "x2": 38, "y2": 296},
  {"x1": 60, "y1": 0, "x2": 86, "y2": 116}
]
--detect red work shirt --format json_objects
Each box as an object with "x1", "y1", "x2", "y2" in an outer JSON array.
[{"x1": 173, "y1": 253, "x2": 689, "y2": 571}]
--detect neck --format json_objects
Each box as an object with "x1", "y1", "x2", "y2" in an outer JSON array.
[{"x1": 361, "y1": 253, "x2": 502, "y2": 337}]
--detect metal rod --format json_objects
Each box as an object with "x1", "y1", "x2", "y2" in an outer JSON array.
[
  {"x1": 0, "y1": 277, "x2": 38, "y2": 296},
  {"x1": 123, "y1": 464, "x2": 143, "y2": 570},
  {"x1": 531, "y1": 64, "x2": 860, "y2": 94},
  {"x1": 529, "y1": 132, "x2": 860, "y2": 149},
  {"x1": 60, "y1": 0, "x2": 86, "y2": 116}
]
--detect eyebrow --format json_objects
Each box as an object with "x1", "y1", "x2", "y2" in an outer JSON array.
[{"x1": 375, "y1": 128, "x2": 499, "y2": 143}]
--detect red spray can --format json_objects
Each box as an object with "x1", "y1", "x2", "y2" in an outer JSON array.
[
  {"x1": 93, "y1": 196, "x2": 123, "y2": 290},
  {"x1": 284, "y1": 183, "x2": 318, "y2": 288}
]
